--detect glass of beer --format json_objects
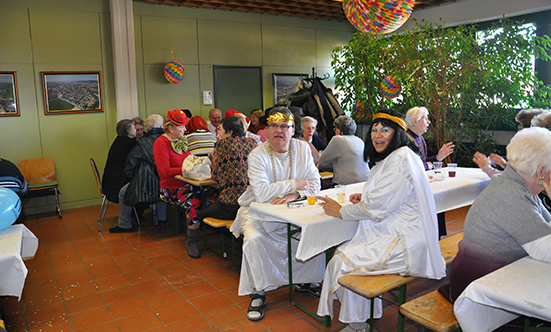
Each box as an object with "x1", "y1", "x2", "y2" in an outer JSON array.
[
  {"x1": 335, "y1": 185, "x2": 346, "y2": 203},
  {"x1": 448, "y1": 163, "x2": 457, "y2": 177}
]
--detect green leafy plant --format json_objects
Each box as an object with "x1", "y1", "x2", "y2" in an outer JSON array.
[{"x1": 332, "y1": 19, "x2": 551, "y2": 165}]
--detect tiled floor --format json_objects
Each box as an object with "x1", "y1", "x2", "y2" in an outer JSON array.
[{"x1": 0, "y1": 205, "x2": 468, "y2": 332}]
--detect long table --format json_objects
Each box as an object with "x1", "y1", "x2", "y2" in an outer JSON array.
[
  {"x1": 454, "y1": 256, "x2": 551, "y2": 332},
  {"x1": 248, "y1": 167, "x2": 490, "y2": 261},
  {"x1": 0, "y1": 224, "x2": 39, "y2": 299}
]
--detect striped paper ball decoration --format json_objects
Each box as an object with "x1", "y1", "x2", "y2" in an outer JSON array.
[
  {"x1": 353, "y1": 101, "x2": 372, "y2": 122},
  {"x1": 164, "y1": 60, "x2": 185, "y2": 84},
  {"x1": 343, "y1": 0, "x2": 415, "y2": 35},
  {"x1": 380, "y1": 75, "x2": 401, "y2": 99}
]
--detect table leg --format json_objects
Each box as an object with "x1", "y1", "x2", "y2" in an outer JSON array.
[{"x1": 287, "y1": 223, "x2": 331, "y2": 327}]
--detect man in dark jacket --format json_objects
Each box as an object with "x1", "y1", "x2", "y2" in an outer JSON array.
[{"x1": 110, "y1": 115, "x2": 166, "y2": 233}]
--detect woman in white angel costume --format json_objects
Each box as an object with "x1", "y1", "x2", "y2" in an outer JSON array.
[
  {"x1": 230, "y1": 107, "x2": 324, "y2": 322},
  {"x1": 316, "y1": 109, "x2": 446, "y2": 332}
]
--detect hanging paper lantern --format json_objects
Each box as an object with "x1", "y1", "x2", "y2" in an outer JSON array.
[
  {"x1": 164, "y1": 60, "x2": 185, "y2": 84},
  {"x1": 343, "y1": 0, "x2": 415, "y2": 35},
  {"x1": 380, "y1": 75, "x2": 402, "y2": 99},
  {"x1": 352, "y1": 101, "x2": 372, "y2": 122}
]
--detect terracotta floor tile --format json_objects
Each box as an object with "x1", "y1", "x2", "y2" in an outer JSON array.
[
  {"x1": 134, "y1": 277, "x2": 172, "y2": 296},
  {"x1": 183, "y1": 255, "x2": 219, "y2": 269},
  {"x1": 88, "y1": 265, "x2": 124, "y2": 281},
  {"x1": 177, "y1": 281, "x2": 218, "y2": 299},
  {"x1": 116, "y1": 310, "x2": 163, "y2": 332},
  {"x1": 4, "y1": 310, "x2": 26, "y2": 330},
  {"x1": 94, "y1": 274, "x2": 131, "y2": 292},
  {"x1": 203, "y1": 304, "x2": 246, "y2": 327},
  {"x1": 140, "y1": 246, "x2": 170, "y2": 259},
  {"x1": 143, "y1": 288, "x2": 186, "y2": 309},
  {"x1": 26, "y1": 315, "x2": 72, "y2": 331},
  {"x1": 78, "y1": 249, "x2": 110, "y2": 262},
  {"x1": 148, "y1": 253, "x2": 179, "y2": 267},
  {"x1": 75, "y1": 321, "x2": 121, "y2": 332},
  {"x1": 261, "y1": 305, "x2": 301, "y2": 329},
  {"x1": 164, "y1": 270, "x2": 202, "y2": 287},
  {"x1": 24, "y1": 289, "x2": 63, "y2": 309},
  {"x1": 110, "y1": 250, "x2": 144, "y2": 265},
  {"x1": 194, "y1": 263, "x2": 233, "y2": 280},
  {"x1": 107, "y1": 296, "x2": 150, "y2": 319},
  {"x1": 188, "y1": 292, "x2": 233, "y2": 313},
  {"x1": 270, "y1": 318, "x2": 320, "y2": 332},
  {"x1": 166, "y1": 315, "x2": 214, "y2": 332},
  {"x1": 155, "y1": 261, "x2": 190, "y2": 277},
  {"x1": 56, "y1": 271, "x2": 93, "y2": 289},
  {"x1": 125, "y1": 267, "x2": 162, "y2": 284},
  {"x1": 216, "y1": 318, "x2": 267, "y2": 332},
  {"x1": 53, "y1": 261, "x2": 88, "y2": 276},
  {"x1": 100, "y1": 285, "x2": 139, "y2": 305},
  {"x1": 208, "y1": 273, "x2": 241, "y2": 291},
  {"x1": 26, "y1": 301, "x2": 67, "y2": 324},
  {"x1": 82, "y1": 256, "x2": 118, "y2": 271},
  {"x1": 70, "y1": 306, "x2": 113, "y2": 330},
  {"x1": 61, "y1": 281, "x2": 99, "y2": 300},
  {"x1": 65, "y1": 292, "x2": 105, "y2": 314},
  {"x1": 23, "y1": 278, "x2": 60, "y2": 296},
  {"x1": 155, "y1": 300, "x2": 201, "y2": 324},
  {"x1": 117, "y1": 259, "x2": 152, "y2": 274}
]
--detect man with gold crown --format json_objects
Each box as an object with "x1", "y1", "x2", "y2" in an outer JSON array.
[{"x1": 230, "y1": 106, "x2": 324, "y2": 322}]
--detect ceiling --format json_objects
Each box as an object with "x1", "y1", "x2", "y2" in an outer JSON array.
[{"x1": 143, "y1": 0, "x2": 457, "y2": 22}]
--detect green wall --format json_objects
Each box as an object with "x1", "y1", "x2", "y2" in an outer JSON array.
[{"x1": 0, "y1": 0, "x2": 354, "y2": 214}]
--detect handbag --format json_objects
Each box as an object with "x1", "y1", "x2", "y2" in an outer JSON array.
[{"x1": 182, "y1": 154, "x2": 212, "y2": 181}]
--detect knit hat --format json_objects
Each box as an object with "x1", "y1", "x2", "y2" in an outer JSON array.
[{"x1": 166, "y1": 109, "x2": 189, "y2": 126}]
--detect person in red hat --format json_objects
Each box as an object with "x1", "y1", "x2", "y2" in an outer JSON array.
[
  {"x1": 153, "y1": 110, "x2": 216, "y2": 258},
  {"x1": 224, "y1": 110, "x2": 261, "y2": 145}
]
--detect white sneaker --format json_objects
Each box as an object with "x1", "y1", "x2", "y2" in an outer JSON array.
[{"x1": 339, "y1": 323, "x2": 369, "y2": 332}]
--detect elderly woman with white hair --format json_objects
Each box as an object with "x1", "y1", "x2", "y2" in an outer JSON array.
[
  {"x1": 406, "y1": 107, "x2": 454, "y2": 170},
  {"x1": 302, "y1": 116, "x2": 326, "y2": 151},
  {"x1": 318, "y1": 115, "x2": 369, "y2": 185},
  {"x1": 440, "y1": 127, "x2": 551, "y2": 313}
]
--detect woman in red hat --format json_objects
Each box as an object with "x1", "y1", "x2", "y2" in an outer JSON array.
[{"x1": 153, "y1": 109, "x2": 215, "y2": 258}]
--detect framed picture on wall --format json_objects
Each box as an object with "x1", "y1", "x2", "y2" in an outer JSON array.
[
  {"x1": 0, "y1": 72, "x2": 20, "y2": 117},
  {"x1": 41, "y1": 71, "x2": 103, "y2": 115},
  {"x1": 272, "y1": 73, "x2": 306, "y2": 105}
]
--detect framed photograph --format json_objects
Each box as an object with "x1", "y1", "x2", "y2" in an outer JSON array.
[
  {"x1": 42, "y1": 71, "x2": 103, "y2": 115},
  {"x1": 272, "y1": 73, "x2": 307, "y2": 105},
  {"x1": 0, "y1": 72, "x2": 20, "y2": 117}
]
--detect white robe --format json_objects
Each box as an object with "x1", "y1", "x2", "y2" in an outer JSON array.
[
  {"x1": 231, "y1": 139, "x2": 324, "y2": 295},
  {"x1": 317, "y1": 146, "x2": 446, "y2": 323}
]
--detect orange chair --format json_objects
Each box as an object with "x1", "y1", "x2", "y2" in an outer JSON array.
[{"x1": 18, "y1": 157, "x2": 61, "y2": 219}]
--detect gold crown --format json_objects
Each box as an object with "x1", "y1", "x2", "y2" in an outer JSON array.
[{"x1": 267, "y1": 112, "x2": 294, "y2": 125}]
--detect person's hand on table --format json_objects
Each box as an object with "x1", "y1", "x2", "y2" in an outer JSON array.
[
  {"x1": 437, "y1": 142, "x2": 455, "y2": 161},
  {"x1": 271, "y1": 193, "x2": 299, "y2": 205},
  {"x1": 489, "y1": 153, "x2": 508, "y2": 169},
  {"x1": 316, "y1": 195, "x2": 342, "y2": 219},
  {"x1": 426, "y1": 161, "x2": 434, "y2": 170},
  {"x1": 349, "y1": 193, "x2": 362, "y2": 204},
  {"x1": 472, "y1": 152, "x2": 490, "y2": 169},
  {"x1": 296, "y1": 179, "x2": 316, "y2": 191}
]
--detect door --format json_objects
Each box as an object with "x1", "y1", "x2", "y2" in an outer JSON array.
[{"x1": 213, "y1": 66, "x2": 263, "y2": 114}]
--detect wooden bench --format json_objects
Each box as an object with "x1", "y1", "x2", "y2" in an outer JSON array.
[
  {"x1": 203, "y1": 217, "x2": 233, "y2": 259},
  {"x1": 337, "y1": 232, "x2": 463, "y2": 332},
  {"x1": 400, "y1": 290, "x2": 459, "y2": 332}
]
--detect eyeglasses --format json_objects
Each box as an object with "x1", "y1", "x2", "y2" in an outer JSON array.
[{"x1": 268, "y1": 123, "x2": 293, "y2": 130}]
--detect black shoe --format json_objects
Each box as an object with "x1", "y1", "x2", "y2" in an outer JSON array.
[
  {"x1": 109, "y1": 226, "x2": 134, "y2": 233},
  {"x1": 294, "y1": 283, "x2": 321, "y2": 297}
]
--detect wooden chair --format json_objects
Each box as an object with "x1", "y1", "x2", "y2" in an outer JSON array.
[
  {"x1": 90, "y1": 158, "x2": 139, "y2": 232},
  {"x1": 18, "y1": 157, "x2": 61, "y2": 219}
]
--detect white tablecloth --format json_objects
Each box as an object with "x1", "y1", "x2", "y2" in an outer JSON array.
[
  {"x1": 0, "y1": 224, "x2": 39, "y2": 299},
  {"x1": 248, "y1": 167, "x2": 490, "y2": 261},
  {"x1": 454, "y1": 256, "x2": 551, "y2": 332}
]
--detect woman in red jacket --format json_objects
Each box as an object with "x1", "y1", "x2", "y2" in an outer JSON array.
[{"x1": 153, "y1": 109, "x2": 215, "y2": 258}]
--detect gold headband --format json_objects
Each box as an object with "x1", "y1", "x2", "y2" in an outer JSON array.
[
  {"x1": 267, "y1": 112, "x2": 294, "y2": 125},
  {"x1": 372, "y1": 112, "x2": 407, "y2": 131}
]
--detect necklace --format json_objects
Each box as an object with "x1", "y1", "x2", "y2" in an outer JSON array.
[{"x1": 268, "y1": 143, "x2": 292, "y2": 182}]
